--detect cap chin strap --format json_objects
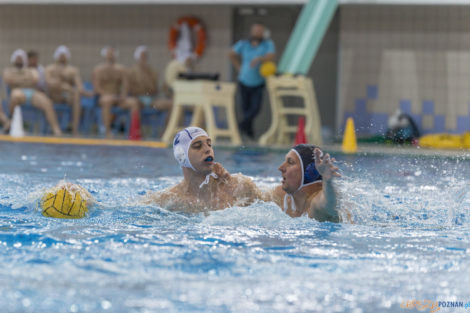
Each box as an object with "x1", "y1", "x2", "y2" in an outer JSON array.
[
  {"x1": 283, "y1": 193, "x2": 295, "y2": 212},
  {"x1": 199, "y1": 172, "x2": 218, "y2": 189},
  {"x1": 283, "y1": 149, "x2": 305, "y2": 212},
  {"x1": 283, "y1": 182, "x2": 322, "y2": 213}
]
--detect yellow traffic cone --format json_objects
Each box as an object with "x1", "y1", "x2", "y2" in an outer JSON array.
[{"x1": 342, "y1": 117, "x2": 357, "y2": 153}]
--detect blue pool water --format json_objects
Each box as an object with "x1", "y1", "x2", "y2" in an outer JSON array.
[{"x1": 0, "y1": 142, "x2": 469, "y2": 313}]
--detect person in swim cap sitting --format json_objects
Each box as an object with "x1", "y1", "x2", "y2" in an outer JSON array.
[
  {"x1": 143, "y1": 127, "x2": 262, "y2": 212},
  {"x1": 267, "y1": 144, "x2": 342, "y2": 222}
]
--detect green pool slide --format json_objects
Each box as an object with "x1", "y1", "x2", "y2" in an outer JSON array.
[{"x1": 278, "y1": 0, "x2": 338, "y2": 75}]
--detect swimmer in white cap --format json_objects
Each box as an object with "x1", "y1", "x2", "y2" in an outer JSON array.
[
  {"x1": 93, "y1": 46, "x2": 139, "y2": 138},
  {"x1": 143, "y1": 127, "x2": 262, "y2": 212},
  {"x1": 3, "y1": 49, "x2": 62, "y2": 136},
  {"x1": 45, "y1": 45, "x2": 90, "y2": 136},
  {"x1": 128, "y1": 45, "x2": 172, "y2": 112},
  {"x1": 265, "y1": 144, "x2": 344, "y2": 222}
]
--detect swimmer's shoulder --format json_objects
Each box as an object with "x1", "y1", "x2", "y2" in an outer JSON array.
[
  {"x1": 231, "y1": 173, "x2": 254, "y2": 186},
  {"x1": 3, "y1": 66, "x2": 15, "y2": 77},
  {"x1": 270, "y1": 185, "x2": 285, "y2": 207}
]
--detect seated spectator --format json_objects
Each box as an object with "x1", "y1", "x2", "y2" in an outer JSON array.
[
  {"x1": 128, "y1": 45, "x2": 172, "y2": 111},
  {"x1": 46, "y1": 45, "x2": 89, "y2": 136},
  {"x1": 27, "y1": 50, "x2": 47, "y2": 92},
  {"x1": 3, "y1": 49, "x2": 61, "y2": 136},
  {"x1": 92, "y1": 47, "x2": 139, "y2": 138}
]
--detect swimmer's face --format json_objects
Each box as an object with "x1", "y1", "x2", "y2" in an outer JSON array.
[
  {"x1": 14, "y1": 56, "x2": 24, "y2": 68},
  {"x1": 105, "y1": 49, "x2": 116, "y2": 63},
  {"x1": 28, "y1": 55, "x2": 38, "y2": 67},
  {"x1": 58, "y1": 53, "x2": 67, "y2": 64},
  {"x1": 139, "y1": 51, "x2": 148, "y2": 63},
  {"x1": 278, "y1": 150, "x2": 302, "y2": 194},
  {"x1": 188, "y1": 136, "x2": 215, "y2": 175}
]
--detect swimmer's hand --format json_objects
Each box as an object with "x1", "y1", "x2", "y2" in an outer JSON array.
[
  {"x1": 213, "y1": 162, "x2": 231, "y2": 181},
  {"x1": 314, "y1": 148, "x2": 341, "y2": 181}
]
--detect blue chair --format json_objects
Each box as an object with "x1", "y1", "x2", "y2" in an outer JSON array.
[
  {"x1": 80, "y1": 81, "x2": 97, "y2": 134},
  {"x1": 51, "y1": 103, "x2": 72, "y2": 132},
  {"x1": 141, "y1": 105, "x2": 168, "y2": 138},
  {"x1": 92, "y1": 99, "x2": 131, "y2": 137}
]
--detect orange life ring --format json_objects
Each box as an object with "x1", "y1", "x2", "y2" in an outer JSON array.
[{"x1": 168, "y1": 16, "x2": 206, "y2": 58}]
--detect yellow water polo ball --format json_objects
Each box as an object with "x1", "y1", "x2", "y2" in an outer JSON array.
[
  {"x1": 260, "y1": 61, "x2": 277, "y2": 78},
  {"x1": 41, "y1": 187, "x2": 88, "y2": 219}
]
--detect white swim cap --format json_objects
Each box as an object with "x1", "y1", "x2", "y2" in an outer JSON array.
[
  {"x1": 54, "y1": 45, "x2": 71, "y2": 61},
  {"x1": 173, "y1": 127, "x2": 209, "y2": 170},
  {"x1": 10, "y1": 49, "x2": 27, "y2": 67},
  {"x1": 134, "y1": 45, "x2": 148, "y2": 61}
]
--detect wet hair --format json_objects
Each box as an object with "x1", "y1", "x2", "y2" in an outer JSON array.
[
  {"x1": 27, "y1": 50, "x2": 38, "y2": 59},
  {"x1": 252, "y1": 21, "x2": 265, "y2": 28}
]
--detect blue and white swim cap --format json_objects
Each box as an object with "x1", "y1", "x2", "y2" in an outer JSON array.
[
  {"x1": 291, "y1": 144, "x2": 323, "y2": 190},
  {"x1": 284, "y1": 144, "x2": 323, "y2": 212},
  {"x1": 173, "y1": 127, "x2": 209, "y2": 170}
]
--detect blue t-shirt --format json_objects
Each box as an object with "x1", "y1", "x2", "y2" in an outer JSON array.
[{"x1": 232, "y1": 39, "x2": 275, "y2": 87}]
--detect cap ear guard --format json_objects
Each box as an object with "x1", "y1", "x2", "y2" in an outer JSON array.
[
  {"x1": 304, "y1": 162, "x2": 321, "y2": 184},
  {"x1": 291, "y1": 144, "x2": 323, "y2": 190},
  {"x1": 173, "y1": 144, "x2": 186, "y2": 166}
]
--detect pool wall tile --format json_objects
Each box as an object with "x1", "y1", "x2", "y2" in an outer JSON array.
[{"x1": 338, "y1": 6, "x2": 470, "y2": 136}]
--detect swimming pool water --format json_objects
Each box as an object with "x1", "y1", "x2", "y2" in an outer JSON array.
[{"x1": 0, "y1": 142, "x2": 469, "y2": 313}]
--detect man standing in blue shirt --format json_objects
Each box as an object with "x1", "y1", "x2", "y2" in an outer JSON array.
[{"x1": 229, "y1": 23, "x2": 275, "y2": 140}]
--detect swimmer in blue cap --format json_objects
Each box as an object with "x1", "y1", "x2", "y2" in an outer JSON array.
[
  {"x1": 144, "y1": 127, "x2": 263, "y2": 212},
  {"x1": 267, "y1": 144, "x2": 341, "y2": 222}
]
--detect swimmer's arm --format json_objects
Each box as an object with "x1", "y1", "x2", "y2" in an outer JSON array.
[
  {"x1": 244, "y1": 177, "x2": 263, "y2": 202},
  {"x1": 140, "y1": 183, "x2": 181, "y2": 206},
  {"x1": 73, "y1": 67, "x2": 86, "y2": 94},
  {"x1": 235, "y1": 174, "x2": 277, "y2": 205},
  {"x1": 141, "y1": 190, "x2": 172, "y2": 206},
  {"x1": 3, "y1": 69, "x2": 31, "y2": 87},
  {"x1": 152, "y1": 69, "x2": 159, "y2": 95},
  {"x1": 3, "y1": 69, "x2": 16, "y2": 86},
  {"x1": 309, "y1": 149, "x2": 341, "y2": 222},
  {"x1": 309, "y1": 180, "x2": 339, "y2": 223},
  {"x1": 23, "y1": 69, "x2": 39, "y2": 88},
  {"x1": 92, "y1": 66, "x2": 105, "y2": 95},
  {"x1": 262, "y1": 185, "x2": 284, "y2": 207},
  {"x1": 119, "y1": 67, "x2": 129, "y2": 99}
]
